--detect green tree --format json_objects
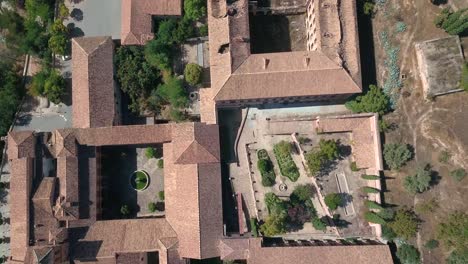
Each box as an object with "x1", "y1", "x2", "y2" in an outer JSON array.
[
  {"x1": 324, "y1": 193, "x2": 343, "y2": 210},
  {"x1": 311, "y1": 216, "x2": 327, "y2": 231},
  {"x1": 345, "y1": 85, "x2": 390, "y2": 115},
  {"x1": 318, "y1": 139, "x2": 339, "y2": 160},
  {"x1": 364, "y1": 211, "x2": 386, "y2": 225},
  {"x1": 389, "y1": 209, "x2": 419, "y2": 240},
  {"x1": 43, "y1": 69, "x2": 65, "y2": 104},
  {"x1": 305, "y1": 150, "x2": 324, "y2": 175},
  {"x1": 0, "y1": 62, "x2": 21, "y2": 136},
  {"x1": 144, "y1": 39, "x2": 172, "y2": 71},
  {"x1": 403, "y1": 165, "x2": 432, "y2": 194},
  {"x1": 157, "y1": 19, "x2": 178, "y2": 44},
  {"x1": 184, "y1": 0, "x2": 207, "y2": 21},
  {"x1": 290, "y1": 184, "x2": 315, "y2": 204},
  {"x1": 436, "y1": 212, "x2": 468, "y2": 252},
  {"x1": 260, "y1": 213, "x2": 287, "y2": 236},
  {"x1": 115, "y1": 46, "x2": 159, "y2": 113},
  {"x1": 173, "y1": 17, "x2": 196, "y2": 44},
  {"x1": 58, "y1": 2, "x2": 69, "y2": 19},
  {"x1": 48, "y1": 19, "x2": 68, "y2": 55},
  {"x1": 156, "y1": 75, "x2": 189, "y2": 109},
  {"x1": 434, "y1": 8, "x2": 468, "y2": 35},
  {"x1": 383, "y1": 143, "x2": 412, "y2": 170},
  {"x1": 396, "y1": 244, "x2": 421, "y2": 264},
  {"x1": 29, "y1": 68, "x2": 48, "y2": 96},
  {"x1": 184, "y1": 63, "x2": 203, "y2": 86}
]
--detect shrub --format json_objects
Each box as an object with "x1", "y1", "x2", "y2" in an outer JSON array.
[
  {"x1": 395, "y1": 21, "x2": 407, "y2": 33},
  {"x1": 158, "y1": 191, "x2": 165, "y2": 201},
  {"x1": 389, "y1": 209, "x2": 419, "y2": 240},
  {"x1": 447, "y1": 250, "x2": 468, "y2": 264},
  {"x1": 145, "y1": 147, "x2": 156, "y2": 159},
  {"x1": 250, "y1": 218, "x2": 259, "y2": 237},
  {"x1": 184, "y1": 63, "x2": 203, "y2": 86},
  {"x1": 345, "y1": 85, "x2": 390, "y2": 115},
  {"x1": 361, "y1": 174, "x2": 380, "y2": 180},
  {"x1": 362, "y1": 186, "x2": 380, "y2": 194},
  {"x1": 148, "y1": 202, "x2": 157, "y2": 213},
  {"x1": 365, "y1": 200, "x2": 384, "y2": 210},
  {"x1": 158, "y1": 159, "x2": 164, "y2": 169},
  {"x1": 404, "y1": 165, "x2": 432, "y2": 194},
  {"x1": 120, "y1": 204, "x2": 130, "y2": 216},
  {"x1": 350, "y1": 162, "x2": 359, "y2": 172},
  {"x1": 424, "y1": 239, "x2": 439, "y2": 250},
  {"x1": 383, "y1": 143, "x2": 412, "y2": 170},
  {"x1": 198, "y1": 24, "x2": 208, "y2": 37},
  {"x1": 436, "y1": 212, "x2": 468, "y2": 252},
  {"x1": 450, "y1": 168, "x2": 467, "y2": 182},
  {"x1": 264, "y1": 193, "x2": 286, "y2": 216},
  {"x1": 415, "y1": 198, "x2": 439, "y2": 214},
  {"x1": 257, "y1": 149, "x2": 269, "y2": 160},
  {"x1": 364, "y1": 211, "x2": 386, "y2": 225},
  {"x1": 311, "y1": 216, "x2": 327, "y2": 231},
  {"x1": 273, "y1": 141, "x2": 299, "y2": 182},
  {"x1": 324, "y1": 193, "x2": 343, "y2": 210},
  {"x1": 184, "y1": 0, "x2": 207, "y2": 21},
  {"x1": 396, "y1": 244, "x2": 421, "y2": 264},
  {"x1": 48, "y1": 19, "x2": 69, "y2": 55},
  {"x1": 256, "y1": 150, "x2": 276, "y2": 187},
  {"x1": 438, "y1": 150, "x2": 451, "y2": 164}
]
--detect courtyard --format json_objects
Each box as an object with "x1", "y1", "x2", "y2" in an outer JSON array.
[
  {"x1": 222, "y1": 106, "x2": 381, "y2": 238},
  {"x1": 100, "y1": 145, "x2": 165, "y2": 219}
]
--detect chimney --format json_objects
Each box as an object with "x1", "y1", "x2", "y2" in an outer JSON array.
[
  {"x1": 304, "y1": 57, "x2": 311, "y2": 67},
  {"x1": 263, "y1": 58, "x2": 270, "y2": 69}
]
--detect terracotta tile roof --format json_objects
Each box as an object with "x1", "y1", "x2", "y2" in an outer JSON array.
[
  {"x1": 9, "y1": 158, "x2": 34, "y2": 263},
  {"x1": 201, "y1": 0, "x2": 362, "y2": 122},
  {"x1": 121, "y1": 0, "x2": 182, "y2": 45},
  {"x1": 7, "y1": 131, "x2": 35, "y2": 159},
  {"x1": 72, "y1": 36, "x2": 116, "y2": 128},
  {"x1": 75, "y1": 124, "x2": 173, "y2": 146},
  {"x1": 55, "y1": 157, "x2": 80, "y2": 220},
  {"x1": 72, "y1": 219, "x2": 177, "y2": 260},
  {"x1": 53, "y1": 129, "x2": 78, "y2": 157},
  {"x1": 164, "y1": 124, "x2": 223, "y2": 259},
  {"x1": 246, "y1": 238, "x2": 393, "y2": 264},
  {"x1": 316, "y1": 113, "x2": 383, "y2": 171}
]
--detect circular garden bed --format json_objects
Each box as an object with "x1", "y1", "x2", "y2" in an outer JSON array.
[{"x1": 130, "y1": 170, "x2": 150, "y2": 191}]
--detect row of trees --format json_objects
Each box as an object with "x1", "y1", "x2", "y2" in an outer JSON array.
[
  {"x1": 434, "y1": 8, "x2": 468, "y2": 36},
  {"x1": 0, "y1": 62, "x2": 22, "y2": 137}
]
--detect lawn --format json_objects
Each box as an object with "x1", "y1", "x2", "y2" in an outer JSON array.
[{"x1": 273, "y1": 141, "x2": 300, "y2": 182}]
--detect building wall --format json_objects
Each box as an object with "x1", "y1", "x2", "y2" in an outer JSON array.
[{"x1": 305, "y1": 0, "x2": 319, "y2": 51}]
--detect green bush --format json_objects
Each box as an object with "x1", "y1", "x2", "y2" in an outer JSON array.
[
  {"x1": 48, "y1": 19, "x2": 68, "y2": 55},
  {"x1": 273, "y1": 141, "x2": 299, "y2": 182},
  {"x1": 382, "y1": 224, "x2": 397, "y2": 241},
  {"x1": 389, "y1": 209, "x2": 419, "y2": 240},
  {"x1": 256, "y1": 150, "x2": 276, "y2": 187},
  {"x1": 434, "y1": 8, "x2": 468, "y2": 36},
  {"x1": 156, "y1": 75, "x2": 189, "y2": 109},
  {"x1": 158, "y1": 191, "x2": 165, "y2": 201},
  {"x1": 350, "y1": 162, "x2": 359, "y2": 172},
  {"x1": 438, "y1": 150, "x2": 451, "y2": 164},
  {"x1": 250, "y1": 218, "x2": 259, "y2": 237},
  {"x1": 260, "y1": 213, "x2": 286, "y2": 237},
  {"x1": 365, "y1": 200, "x2": 384, "y2": 210},
  {"x1": 29, "y1": 68, "x2": 65, "y2": 104},
  {"x1": 364, "y1": 211, "x2": 386, "y2": 225},
  {"x1": 145, "y1": 147, "x2": 157, "y2": 159},
  {"x1": 324, "y1": 193, "x2": 343, "y2": 210},
  {"x1": 311, "y1": 216, "x2": 327, "y2": 231},
  {"x1": 318, "y1": 139, "x2": 339, "y2": 160},
  {"x1": 415, "y1": 198, "x2": 439, "y2": 214},
  {"x1": 404, "y1": 165, "x2": 432, "y2": 194},
  {"x1": 305, "y1": 150, "x2": 324, "y2": 176},
  {"x1": 378, "y1": 208, "x2": 395, "y2": 221},
  {"x1": 450, "y1": 168, "x2": 467, "y2": 182},
  {"x1": 447, "y1": 250, "x2": 468, "y2": 264},
  {"x1": 198, "y1": 24, "x2": 208, "y2": 37},
  {"x1": 362, "y1": 186, "x2": 380, "y2": 194},
  {"x1": 148, "y1": 202, "x2": 157, "y2": 213},
  {"x1": 424, "y1": 239, "x2": 439, "y2": 250},
  {"x1": 397, "y1": 244, "x2": 421, "y2": 264},
  {"x1": 158, "y1": 159, "x2": 164, "y2": 169},
  {"x1": 120, "y1": 204, "x2": 130, "y2": 216},
  {"x1": 437, "y1": 212, "x2": 468, "y2": 252},
  {"x1": 361, "y1": 174, "x2": 380, "y2": 180},
  {"x1": 184, "y1": 63, "x2": 203, "y2": 86},
  {"x1": 383, "y1": 143, "x2": 412, "y2": 170}
]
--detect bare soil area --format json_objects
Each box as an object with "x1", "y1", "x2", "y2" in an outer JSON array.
[{"x1": 371, "y1": 1, "x2": 468, "y2": 263}]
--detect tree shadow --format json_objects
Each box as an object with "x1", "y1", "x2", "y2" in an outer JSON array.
[{"x1": 67, "y1": 23, "x2": 85, "y2": 38}]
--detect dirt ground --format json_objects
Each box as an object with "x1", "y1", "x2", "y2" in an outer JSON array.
[{"x1": 371, "y1": 1, "x2": 468, "y2": 263}]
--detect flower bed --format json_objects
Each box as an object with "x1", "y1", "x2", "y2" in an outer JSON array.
[
  {"x1": 257, "y1": 149, "x2": 276, "y2": 187},
  {"x1": 273, "y1": 141, "x2": 300, "y2": 182}
]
